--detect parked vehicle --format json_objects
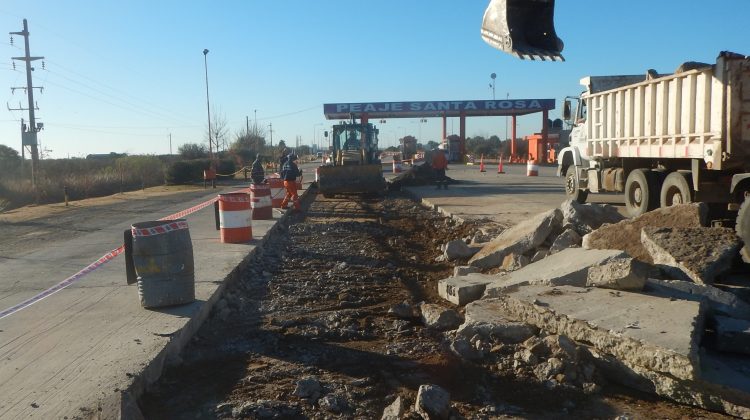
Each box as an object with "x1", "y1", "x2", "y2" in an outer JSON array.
[{"x1": 557, "y1": 52, "x2": 750, "y2": 255}]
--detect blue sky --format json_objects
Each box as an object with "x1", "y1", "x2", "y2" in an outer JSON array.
[{"x1": 1, "y1": 1, "x2": 748, "y2": 158}]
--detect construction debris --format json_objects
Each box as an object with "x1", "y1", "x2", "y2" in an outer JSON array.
[
  {"x1": 469, "y1": 209, "x2": 562, "y2": 268},
  {"x1": 582, "y1": 203, "x2": 709, "y2": 263},
  {"x1": 586, "y1": 257, "x2": 648, "y2": 291},
  {"x1": 641, "y1": 227, "x2": 741, "y2": 284},
  {"x1": 419, "y1": 303, "x2": 462, "y2": 331},
  {"x1": 438, "y1": 273, "x2": 498, "y2": 305},
  {"x1": 714, "y1": 316, "x2": 750, "y2": 355},
  {"x1": 646, "y1": 278, "x2": 750, "y2": 320},
  {"x1": 548, "y1": 228, "x2": 582, "y2": 254},
  {"x1": 560, "y1": 199, "x2": 625, "y2": 235}
]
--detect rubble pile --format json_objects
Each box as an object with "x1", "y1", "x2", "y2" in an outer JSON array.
[
  {"x1": 440, "y1": 200, "x2": 750, "y2": 417},
  {"x1": 388, "y1": 161, "x2": 457, "y2": 189}
]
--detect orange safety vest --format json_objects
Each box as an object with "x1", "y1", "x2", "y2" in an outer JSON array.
[{"x1": 432, "y1": 151, "x2": 448, "y2": 170}]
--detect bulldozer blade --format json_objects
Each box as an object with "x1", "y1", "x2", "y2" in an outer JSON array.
[
  {"x1": 481, "y1": 0, "x2": 564, "y2": 61},
  {"x1": 317, "y1": 164, "x2": 386, "y2": 195}
]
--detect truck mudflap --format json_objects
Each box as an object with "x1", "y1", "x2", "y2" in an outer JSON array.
[
  {"x1": 317, "y1": 164, "x2": 386, "y2": 195},
  {"x1": 481, "y1": 0, "x2": 564, "y2": 61}
]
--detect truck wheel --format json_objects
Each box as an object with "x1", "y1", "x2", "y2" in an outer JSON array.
[
  {"x1": 625, "y1": 169, "x2": 658, "y2": 217},
  {"x1": 737, "y1": 199, "x2": 750, "y2": 263},
  {"x1": 564, "y1": 167, "x2": 588, "y2": 204},
  {"x1": 660, "y1": 171, "x2": 693, "y2": 208}
]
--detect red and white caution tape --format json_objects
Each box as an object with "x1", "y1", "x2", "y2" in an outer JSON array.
[
  {"x1": 0, "y1": 195, "x2": 219, "y2": 320},
  {"x1": 131, "y1": 220, "x2": 190, "y2": 237}
]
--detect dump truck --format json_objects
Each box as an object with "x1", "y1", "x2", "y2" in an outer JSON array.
[
  {"x1": 317, "y1": 121, "x2": 386, "y2": 196},
  {"x1": 557, "y1": 51, "x2": 750, "y2": 254}
]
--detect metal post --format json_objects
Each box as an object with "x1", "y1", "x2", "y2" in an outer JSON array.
[{"x1": 202, "y1": 49, "x2": 213, "y2": 161}]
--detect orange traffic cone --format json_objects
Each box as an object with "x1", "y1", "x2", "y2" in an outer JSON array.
[
  {"x1": 479, "y1": 154, "x2": 486, "y2": 172},
  {"x1": 497, "y1": 155, "x2": 505, "y2": 174}
]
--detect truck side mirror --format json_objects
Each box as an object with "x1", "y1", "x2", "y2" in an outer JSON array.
[{"x1": 563, "y1": 99, "x2": 572, "y2": 121}]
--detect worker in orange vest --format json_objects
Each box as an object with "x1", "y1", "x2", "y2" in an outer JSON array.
[
  {"x1": 280, "y1": 154, "x2": 302, "y2": 211},
  {"x1": 432, "y1": 145, "x2": 449, "y2": 189}
]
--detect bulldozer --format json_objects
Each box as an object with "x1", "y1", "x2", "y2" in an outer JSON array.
[
  {"x1": 317, "y1": 121, "x2": 386, "y2": 196},
  {"x1": 481, "y1": 0, "x2": 564, "y2": 61}
]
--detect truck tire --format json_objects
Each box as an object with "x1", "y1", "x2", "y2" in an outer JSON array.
[
  {"x1": 564, "y1": 167, "x2": 588, "y2": 204},
  {"x1": 660, "y1": 171, "x2": 693, "y2": 208},
  {"x1": 625, "y1": 169, "x2": 659, "y2": 217},
  {"x1": 737, "y1": 199, "x2": 750, "y2": 263}
]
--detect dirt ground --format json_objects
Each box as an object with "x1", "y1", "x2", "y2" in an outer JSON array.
[{"x1": 139, "y1": 191, "x2": 728, "y2": 419}]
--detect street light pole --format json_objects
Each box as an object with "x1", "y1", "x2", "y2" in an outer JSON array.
[
  {"x1": 490, "y1": 73, "x2": 496, "y2": 100},
  {"x1": 203, "y1": 49, "x2": 213, "y2": 160}
]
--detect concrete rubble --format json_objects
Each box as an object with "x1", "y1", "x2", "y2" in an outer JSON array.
[
  {"x1": 419, "y1": 303, "x2": 462, "y2": 331},
  {"x1": 559, "y1": 199, "x2": 625, "y2": 235},
  {"x1": 453, "y1": 265, "x2": 479, "y2": 277},
  {"x1": 438, "y1": 273, "x2": 498, "y2": 306},
  {"x1": 443, "y1": 239, "x2": 477, "y2": 261},
  {"x1": 483, "y1": 248, "x2": 627, "y2": 298},
  {"x1": 468, "y1": 209, "x2": 562, "y2": 268},
  {"x1": 438, "y1": 201, "x2": 750, "y2": 417},
  {"x1": 381, "y1": 396, "x2": 405, "y2": 420},
  {"x1": 582, "y1": 203, "x2": 708, "y2": 263},
  {"x1": 415, "y1": 384, "x2": 451, "y2": 420},
  {"x1": 641, "y1": 227, "x2": 741, "y2": 284},
  {"x1": 586, "y1": 257, "x2": 647, "y2": 291},
  {"x1": 549, "y1": 228, "x2": 582, "y2": 254},
  {"x1": 646, "y1": 278, "x2": 750, "y2": 320}
]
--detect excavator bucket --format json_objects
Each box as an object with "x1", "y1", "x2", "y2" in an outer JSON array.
[
  {"x1": 481, "y1": 0, "x2": 564, "y2": 61},
  {"x1": 317, "y1": 164, "x2": 386, "y2": 196}
]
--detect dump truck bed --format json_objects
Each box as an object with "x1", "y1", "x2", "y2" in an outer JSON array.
[{"x1": 580, "y1": 52, "x2": 750, "y2": 171}]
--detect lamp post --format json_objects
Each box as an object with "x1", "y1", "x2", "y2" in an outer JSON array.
[
  {"x1": 202, "y1": 49, "x2": 213, "y2": 161},
  {"x1": 313, "y1": 122, "x2": 323, "y2": 152},
  {"x1": 490, "y1": 73, "x2": 496, "y2": 100}
]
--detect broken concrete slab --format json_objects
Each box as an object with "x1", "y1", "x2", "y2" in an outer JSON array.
[
  {"x1": 646, "y1": 278, "x2": 750, "y2": 321},
  {"x1": 484, "y1": 248, "x2": 627, "y2": 298},
  {"x1": 469, "y1": 209, "x2": 562, "y2": 269},
  {"x1": 443, "y1": 239, "x2": 476, "y2": 261},
  {"x1": 497, "y1": 285, "x2": 705, "y2": 381},
  {"x1": 582, "y1": 203, "x2": 709, "y2": 263},
  {"x1": 419, "y1": 303, "x2": 462, "y2": 331},
  {"x1": 641, "y1": 227, "x2": 741, "y2": 284},
  {"x1": 549, "y1": 229, "x2": 582, "y2": 254},
  {"x1": 438, "y1": 273, "x2": 499, "y2": 306},
  {"x1": 714, "y1": 316, "x2": 750, "y2": 355},
  {"x1": 501, "y1": 253, "x2": 529, "y2": 271},
  {"x1": 592, "y1": 347, "x2": 750, "y2": 418},
  {"x1": 453, "y1": 265, "x2": 479, "y2": 277},
  {"x1": 560, "y1": 199, "x2": 625, "y2": 236},
  {"x1": 531, "y1": 249, "x2": 549, "y2": 263},
  {"x1": 457, "y1": 298, "x2": 538, "y2": 344},
  {"x1": 586, "y1": 257, "x2": 647, "y2": 291}
]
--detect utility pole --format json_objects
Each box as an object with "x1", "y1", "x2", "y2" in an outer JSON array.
[
  {"x1": 246, "y1": 116, "x2": 249, "y2": 134},
  {"x1": 10, "y1": 19, "x2": 44, "y2": 187},
  {"x1": 202, "y1": 49, "x2": 213, "y2": 162},
  {"x1": 268, "y1": 123, "x2": 273, "y2": 147},
  {"x1": 169, "y1": 133, "x2": 172, "y2": 155}
]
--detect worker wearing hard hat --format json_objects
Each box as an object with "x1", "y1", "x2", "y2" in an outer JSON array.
[
  {"x1": 280, "y1": 154, "x2": 302, "y2": 211},
  {"x1": 432, "y1": 144, "x2": 449, "y2": 189}
]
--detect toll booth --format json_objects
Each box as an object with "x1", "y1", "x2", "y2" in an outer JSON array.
[
  {"x1": 524, "y1": 132, "x2": 559, "y2": 163},
  {"x1": 447, "y1": 138, "x2": 462, "y2": 162}
]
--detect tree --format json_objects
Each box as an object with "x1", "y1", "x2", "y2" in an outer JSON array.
[
  {"x1": 206, "y1": 109, "x2": 229, "y2": 153},
  {"x1": 231, "y1": 122, "x2": 267, "y2": 163},
  {"x1": 426, "y1": 140, "x2": 440, "y2": 150},
  {"x1": 0, "y1": 144, "x2": 21, "y2": 161},
  {"x1": 178, "y1": 143, "x2": 208, "y2": 159}
]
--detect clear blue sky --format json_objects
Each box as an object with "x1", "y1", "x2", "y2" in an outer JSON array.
[{"x1": 1, "y1": 1, "x2": 748, "y2": 158}]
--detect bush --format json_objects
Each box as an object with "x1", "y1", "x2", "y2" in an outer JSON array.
[
  {"x1": 165, "y1": 159, "x2": 210, "y2": 185},
  {"x1": 215, "y1": 159, "x2": 237, "y2": 180}
]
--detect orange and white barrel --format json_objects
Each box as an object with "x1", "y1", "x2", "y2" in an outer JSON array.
[
  {"x1": 392, "y1": 160, "x2": 402, "y2": 173},
  {"x1": 268, "y1": 176, "x2": 285, "y2": 208},
  {"x1": 250, "y1": 183, "x2": 273, "y2": 220},
  {"x1": 526, "y1": 160, "x2": 539, "y2": 177},
  {"x1": 218, "y1": 192, "x2": 252, "y2": 243}
]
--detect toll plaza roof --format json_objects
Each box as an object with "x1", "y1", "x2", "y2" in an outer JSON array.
[{"x1": 323, "y1": 99, "x2": 555, "y2": 120}]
